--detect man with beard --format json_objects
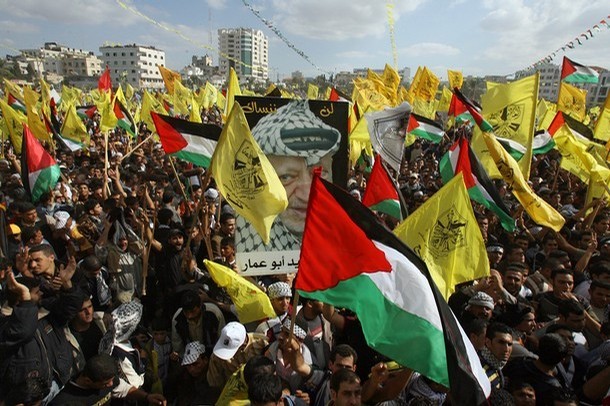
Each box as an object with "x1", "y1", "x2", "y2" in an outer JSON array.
[{"x1": 236, "y1": 101, "x2": 341, "y2": 252}]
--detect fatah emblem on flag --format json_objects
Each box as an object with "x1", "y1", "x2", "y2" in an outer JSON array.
[
  {"x1": 229, "y1": 141, "x2": 268, "y2": 208},
  {"x1": 428, "y1": 207, "x2": 467, "y2": 258},
  {"x1": 487, "y1": 104, "x2": 524, "y2": 138}
]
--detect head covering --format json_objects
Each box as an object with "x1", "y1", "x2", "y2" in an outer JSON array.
[
  {"x1": 99, "y1": 301, "x2": 143, "y2": 355},
  {"x1": 267, "y1": 282, "x2": 292, "y2": 299},
  {"x1": 204, "y1": 188, "x2": 219, "y2": 202},
  {"x1": 251, "y1": 100, "x2": 340, "y2": 166},
  {"x1": 468, "y1": 292, "x2": 495, "y2": 310},
  {"x1": 213, "y1": 322, "x2": 247, "y2": 360},
  {"x1": 282, "y1": 318, "x2": 307, "y2": 340},
  {"x1": 52, "y1": 211, "x2": 71, "y2": 230},
  {"x1": 182, "y1": 341, "x2": 206, "y2": 366},
  {"x1": 486, "y1": 244, "x2": 504, "y2": 254},
  {"x1": 7, "y1": 224, "x2": 21, "y2": 235}
]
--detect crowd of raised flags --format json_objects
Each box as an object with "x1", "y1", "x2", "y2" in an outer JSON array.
[{"x1": 0, "y1": 55, "x2": 609, "y2": 405}]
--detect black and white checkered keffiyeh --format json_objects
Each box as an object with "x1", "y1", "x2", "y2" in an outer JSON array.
[
  {"x1": 251, "y1": 100, "x2": 340, "y2": 166},
  {"x1": 236, "y1": 214, "x2": 300, "y2": 252},
  {"x1": 98, "y1": 301, "x2": 143, "y2": 355}
]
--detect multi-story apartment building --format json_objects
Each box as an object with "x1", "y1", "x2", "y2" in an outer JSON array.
[
  {"x1": 99, "y1": 44, "x2": 165, "y2": 89},
  {"x1": 218, "y1": 28, "x2": 268, "y2": 82},
  {"x1": 14, "y1": 42, "x2": 102, "y2": 81}
]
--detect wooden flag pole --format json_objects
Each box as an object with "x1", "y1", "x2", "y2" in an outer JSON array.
[
  {"x1": 103, "y1": 131, "x2": 110, "y2": 198},
  {"x1": 120, "y1": 132, "x2": 153, "y2": 163}
]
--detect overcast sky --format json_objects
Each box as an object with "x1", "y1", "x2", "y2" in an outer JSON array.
[{"x1": 1, "y1": 0, "x2": 609, "y2": 80}]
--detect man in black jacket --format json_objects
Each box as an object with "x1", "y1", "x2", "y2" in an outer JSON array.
[{"x1": 0, "y1": 259, "x2": 83, "y2": 404}]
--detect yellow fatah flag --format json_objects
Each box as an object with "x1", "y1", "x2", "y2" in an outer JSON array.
[
  {"x1": 558, "y1": 82, "x2": 587, "y2": 121},
  {"x1": 190, "y1": 94, "x2": 202, "y2": 123},
  {"x1": 307, "y1": 83, "x2": 319, "y2": 100},
  {"x1": 173, "y1": 80, "x2": 191, "y2": 116},
  {"x1": 158, "y1": 65, "x2": 181, "y2": 95},
  {"x1": 0, "y1": 99, "x2": 25, "y2": 153},
  {"x1": 437, "y1": 87, "x2": 453, "y2": 113},
  {"x1": 99, "y1": 92, "x2": 118, "y2": 132},
  {"x1": 348, "y1": 106, "x2": 373, "y2": 166},
  {"x1": 447, "y1": 69, "x2": 463, "y2": 90},
  {"x1": 115, "y1": 85, "x2": 128, "y2": 107},
  {"x1": 39, "y1": 77, "x2": 52, "y2": 118},
  {"x1": 217, "y1": 91, "x2": 226, "y2": 112},
  {"x1": 554, "y1": 123, "x2": 610, "y2": 185},
  {"x1": 141, "y1": 90, "x2": 166, "y2": 130},
  {"x1": 62, "y1": 104, "x2": 90, "y2": 146},
  {"x1": 60, "y1": 86, "x2": 81, "y2": 112},
  {"x1": 481, "y1": 130, "x2": 565, "y2": 231},
  {"x1": 394, "y1": 173, "x2": 489, "y2": 299},
  {"x1": 225, "y1": 67, "x2": 242, "y2": 119},
  {"x1": 411, "y1": 67, "x2": 439, "y2": 102},
  {"x1": 594, "y1": 92, "x2": 610, "y2": 142},
  {"x1": 382, "y1": 64, "x2": 401, "y2": 95},
  {"x1": 536, "y1": 99, "x2": 557, "y2": 132},
  {"x1": 23, "y1": 87, "x2": 50, "y2": 143},
  {"x1": 482, "y1": 73, "x2": 539, "y2": 179},
  {"x1": 210, "y1": 104, "x2": 288, "y2": 244},
  {"x1": 3, "y1": 78, "x2": 24, "y2": 101},
  {"x1": 413, "y1": 99, "x2": 437, "y2": 120},
  {"x1": 125, "y1": 83, "x2": 135, "y2": 101},
  {"x1": 201, "y1": 82, "x2": 218, "y2": 110},
  {"x1": 203, "y1": 260, "x2": 276, "y2": 323}
]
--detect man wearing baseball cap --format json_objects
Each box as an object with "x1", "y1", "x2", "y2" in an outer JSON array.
[{"x1": 207, "y1": 322, "x2": 268, "y2": 389}]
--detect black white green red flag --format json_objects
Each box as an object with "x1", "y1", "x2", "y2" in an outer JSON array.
[{"x1": 295, "y1": 171, "x2": 491, "y2": 405}]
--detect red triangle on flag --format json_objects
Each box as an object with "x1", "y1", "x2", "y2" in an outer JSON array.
[
  {"x1": 151, "y1": 112, "x2": 188, "y2": 154},
  {"x1": 297, "y1": 171, "x2": 391, "y2": 293},
  {"x1": 98, "y1": 66, "x2": 112, "y2": 92},
  {"x1": 23, "y1": 124, "x2": 56, "y2": 173},
  {"x1": 561, "y1": 57, "x2": 577, "y2": 80},
  {"x1": 362, "y1": 156, "x2": 399, "y2": 208}
]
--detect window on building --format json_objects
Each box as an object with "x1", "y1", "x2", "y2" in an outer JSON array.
[
  {"x1": 113, "y1": 52, "x2": 117, "y2": 56},
  {"x1": 130, "y1": 52, "x2": 134, "y2": 56}
]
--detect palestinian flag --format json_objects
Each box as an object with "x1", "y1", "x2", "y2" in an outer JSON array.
[
  {"x1": 43, "y1": 111, "x2": 82, "y2": 152},
  {"x1": 561, "y1": 56, "x2": 599, "y2": 84},
  {"x1": 114, "y1": 99, "x2": 136, "y2": 137},
  {"x1": 531, "y1": 112, "x2": 567, "y2": 156},
  {"x1": 21, "y1": 123, "x2": 61, "y2": 202},
  {"x1": 362, "y1": 156, "x2": 401, "y2": 219},
  {"x1": 77, "y1": 105, "x2": 97, "y2": 120},
  {"x1": 329, "y1": 87, "x2": 350, "y2": 102},
  {"x1": 152, "y1": 112, "x2": 221, "y2": 168},
  {"x1": 8, "y1": 93, "x2": 26, "y2": 114},
  {"x1": 296, "y1": 172, "x2": 491, "y2": 405},
  {"x1": 496, "y1": 136, "x2": 527, "y2": 161},
  {"x1": 407, "y1": 113, "x2": 445, "y2": 143},
  {"x1": 448, "y1": 91, "x2": 474, "y2": 126},
  {"x1": 439, "y1": 137, "x2": 515, "y2": 232}
]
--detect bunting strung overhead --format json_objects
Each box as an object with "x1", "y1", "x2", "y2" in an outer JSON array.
[
  {"x1": 241, "y1": 0, "x2": 331, "y2": 74},
  {"x1": 524, "y1": 16, "x2": 610, "y2": 71},
  {"x1": 115, "y1": 0, "x2": 265, "y2": 74}
]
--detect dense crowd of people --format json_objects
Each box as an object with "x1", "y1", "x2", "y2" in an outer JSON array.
[{"x1": 0, "y1": 103, "x2": 609, "y2": 406}]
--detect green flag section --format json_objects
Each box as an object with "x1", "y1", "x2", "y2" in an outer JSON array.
[
  {"x1": 394, "y1": 173, "x2": 490, "y2": 299},
  {"x1": 532, "y1": 130, "x2": 555, "y2": 155},
  {"x1": 496, "y1": 136, "x2": 527, "y2": 161},
  {"x1": 361, "y1": 156, "x2": 401, "y2": 219},
  {"x1": 561, "y1": 56, "x2": 599, "y2": 84},
  {"x1": 439, "y1": 136, "x2": 515, "y2": 232},
  {"x1": 21, "y1": 124, "x2": 60, "y2": 202},
  {"x1": 152, "y1": 112, "x2": 220, "y2": 168},
  {"x1": 407, "y1": 113, "x2": 445, "y2": 143},
  {"x1": 296, "y1": 172, "x2": 491, "y2": 404}
]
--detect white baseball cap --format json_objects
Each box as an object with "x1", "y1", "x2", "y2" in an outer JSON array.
[{"x1": 213, "y1": 322, "x2": 247, "y2": 360}]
